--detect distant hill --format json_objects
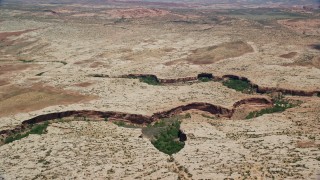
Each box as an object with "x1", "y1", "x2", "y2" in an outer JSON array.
[{"x1": 0, "y1": 0, "x2": 319, "y2": 8}]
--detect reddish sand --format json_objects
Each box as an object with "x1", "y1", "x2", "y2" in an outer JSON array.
[
  {"x1": 74, "y1": 82, "x2": 94, "y2": 87},
  {"x1": 0, "y1": 64, "x2": 32, "y2": 75},
  {"x1": 0, "y1": 29, "x2": 35, "y2": 45},
  {"x1": 279, "y1": 52, "x2": 297, "y2": 59},
  {"x1": 278, "y1": 19, "x2": 320, "y2": 35},
  {"x1": 296, "y1": 141, "x2": 319, "y2": 148},
  {"x1": 0, "y1": 84, "x2": 96, "y2": 117}
]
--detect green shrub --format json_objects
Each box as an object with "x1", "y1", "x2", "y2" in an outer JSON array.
[
  {"x1": 201, "y1": 114, "x2": 216, "y2": 120},
  {"x1": 246, "y1": 99, "x2": 296, "y2": 119},
  {"x1": 36, "y1": 72, "x2": 45, "y2": 76},
  {"x1": 4, "y1": 133, "x2": 29, "y2": 144},
  {"x1": 198, "y1": 77, "x2": 211, "y2": 82},
  {"x1": 138, "y1": 76, "x2": 160, "y2": 85},
  {"x1": 152, "y1": 121, "x2": 184, "y2": 155},
  {"x1": 113, "y1": 121, "x2": 138, "y2": 128},
  {"x1": 184, "y1": 113, "x2": 191, "y2": 119},
  {"x1": 92, "y1": 74, "x2": 104, "y2": 77},
  {"x1": 153, "y1": 120, "x2": 166, "y2": 127},
  {"x1": 127, "y1": 75, "x2": 160, "y2": 85},
  {"x1": 113, "y1": 121, "x2": 126, "y2": 127},
  {"x1": 59, "y1": 61, "x2": 67, "y2": 65},
  {"x1": 4, "y1": 122, "x2": 49, "y2": 144},
  {"x1": 53, "y1": 61, "x2": 67, "y2": 65},
  {"x1": 29, "y1": 122, "x2": 49, "y2": 134},
  {"x1": 19, "y1": 59, "x2": 34, "y2": 63},
  {"x1": 222, "y1": 78, "x2": 252, "y2": 92}
]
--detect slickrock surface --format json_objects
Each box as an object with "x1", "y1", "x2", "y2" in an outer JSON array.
[
  {"x1": 0, "y1": 121, "x2": 176, "y2": 179},
  {"x1": 174, "y1": 100, "x2": 320, "y2": 179}
]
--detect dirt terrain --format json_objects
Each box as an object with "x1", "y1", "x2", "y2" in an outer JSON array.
[
  {"x1": 278, "y1": 19, "x2": 320, "y2": 36},
  {"x1": 279, "y1": 52, "x2": 298, "y2": 59},
  {"x1": 165, "y1": 41, "x2": 254, "y2": 65},
  {"x1": 107, "y1": 8, "x2": 171, "y2": 18},
  {"x1": 0, "y1": 84, "x2": 95, "y2": 117},
  {"x1": 0, "y1": 1, "x2": 319, "y2": 179}
]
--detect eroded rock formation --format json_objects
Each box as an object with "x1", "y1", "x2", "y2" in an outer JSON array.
[{"x1": 0, "y1": 97, "x2": 273, "y2": 142}]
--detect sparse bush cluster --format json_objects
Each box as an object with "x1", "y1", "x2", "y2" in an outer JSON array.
[
  {"x1": 138, "y1": 76, "x2": 160, "y2": 85},
  {"x1": 128, "y1": 75, "x2": 160, "y2": 85},
  {"x1": 246, "y1": 99, "x2": 297, "y2": 119},
  {"x1": 222, "y1": 78, "x2": 253, "y2": 92},
  {"x1": 197, "y1": 73, "x2": 213, "y2": 82},
  {"x1": 198, "y1": 77, "x2": 212, "y2": 82},
  {"x1": 19, "y1": 59, "x2": 34, "y2": 63},
  {"x1": 48, "y1": 60, "x2": 68, "y2": 65},
  {"x1": 4, "y1": 122, "x2": 49, "y2": 144},
  {"x1": 36, "y1": 72, "x2": 45, "y2": 76},
  {"x1": 113, "y1": 121, "x2": 126, "y2": 127},
  {"x1": 113, "y1": 121, "x2": 139, "y2": 128},
  {"x1": 152, "y1": 120, "x2": 166, "y2": 127},
  {"x1": 184, "y1": 113, "x2": 191, "y2": 119},
  {"x1": 201, "y1": 114, "x2": 216, "y2": 120}
]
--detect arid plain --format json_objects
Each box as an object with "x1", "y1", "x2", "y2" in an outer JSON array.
[{"x1": 0, "y1": 1, "x2": 319, "y2": 179}]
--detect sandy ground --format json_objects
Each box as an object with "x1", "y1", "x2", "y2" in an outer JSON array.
[
  {"x1": 278, "y1": 19, "x2": 320, "y2": 36},
  {"x1": 0, "y1": 14, "x2": 317, "y2": 91},
  {"x1": 0, "y1": 121, "x2": 177, "y2": 179},
  {"x1": 0, "y1": 5, "x2": 319, "y2": 179}
]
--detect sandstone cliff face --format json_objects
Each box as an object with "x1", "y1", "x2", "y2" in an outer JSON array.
[
  {"x1": 233, "y1": 97, "x2": 273, "y2": 108},
  {"x1": 153, "y1": 102, "x2": 233, "y2": 119}
]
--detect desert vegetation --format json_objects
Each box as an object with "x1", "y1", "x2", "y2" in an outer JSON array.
[
  {"x1": 246, "y1": 98, "x2": 297, "y2": 119},
  {"x1": 4, "y1": 122, "x2": 49, "y2": 144},
  {"x1": 19, "y1": 59, "x2": 34, "y2": 63},
  {"x1": 151, "y1": 120, "x2": 184, "y2": 155},
  {"x1": 197, "y1": 73, "x2": 214, "y2": 82},
  {"x1": 222, "y1": 78, "x2": 253, "y2": 93},
  {"x1": 113, "y1": 121, "x2": 140, "y2": 128},
  {"x1": 36, "y1": 72, "x2": 45, "y2": 76},
  {"x1": 198, "y1": 77, "x2": 212, "y2": 82},
  {"x1": 138, "y1": 76, "x2": 160, "y2": 85},
  {"x1": 142, "y1": 115, "x2": 189, "y2": 155},
  {"x1": 127, "y1": 75, "x2": 160, "y2": 85}
]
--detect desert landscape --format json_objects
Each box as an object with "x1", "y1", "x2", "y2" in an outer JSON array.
[{"x1": 0, "y1": 0, "x2": 319, "y2": 179}]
